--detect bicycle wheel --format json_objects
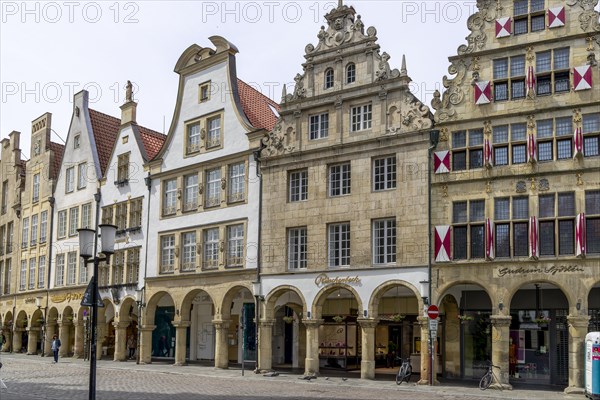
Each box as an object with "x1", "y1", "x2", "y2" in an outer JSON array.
[
  {"x1": 404, "y1": 365, "x2": 412, "y2": 383},
  {"x1": 396, "y1": 366, "x2": 406, "y2": 385},
  {"x1": 479, "y1": 372, "x2": 493, "y2": 390}
]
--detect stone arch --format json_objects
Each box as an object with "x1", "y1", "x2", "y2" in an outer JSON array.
[
  {"x1": 264, "y1": 285, "x2": 307, "y2": 320},
  {"x1": 437, "y1": 280, "x2": 496, "y2": 311},
  {"x1": 145, "y1": 291, "x2": 175, "y2": 326},
  {"x1": 117, "y1": 296, "x2": 137, "y2": 323},
  {"x1": 15, "y1": 310, "x2": 28, "y2": 329},
  {"x1": 180, "y1": 289, "x2": 215, "y2": 323},
  {"x1": 312, "y1": 284, "x2": 363, "y2": 320},
  {"x1": 219, "y1": 284, "x2": 253, "y2": 320},
  {"x1": 506, "y1": 279, "x2": 574, "y2": 313},
  {"x1": 368, "y1": 280, "x2": 423, "y2": 318}
]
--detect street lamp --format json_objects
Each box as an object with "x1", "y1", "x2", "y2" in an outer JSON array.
[
  {"x1": 35, "y1": 296, "x2": 45, "y2": 356},
  {"x1": 135, "y1": 287, "x2": 145, "y2": 365},
  {"x1": 251, "y1": 281, "x2": 263, "y2": 373},
  {"x1": 78, "y1": 223, "x2": 117, "y2": 400}
]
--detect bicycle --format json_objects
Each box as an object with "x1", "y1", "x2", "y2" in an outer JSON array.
[
  {"x1": 479, "y1": 362, "x2": 502, "y2": 390},
  {"x1": 395, "y1": 357, "x2": 412, "y2": 385}
]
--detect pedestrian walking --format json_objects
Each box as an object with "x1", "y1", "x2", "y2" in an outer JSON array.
[
  {"x1": 51, "y1": 335, "x2": 61, "y2": 363},
  {"x1": 127, "y1": 334, "x2": 137, "y2": 360}
]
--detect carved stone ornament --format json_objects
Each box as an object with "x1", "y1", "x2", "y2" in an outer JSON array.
[
  {"x1": 441, "y1": 184, "x2": 448, "y2": 197},
  {"x1": 486, "y1": 180, "x2": 492, "y2": 193},
  {"x1": 261, "y1": 119, "x2": 295, "y2": 158},
  {"x1": 33, "y1": 139, "x2": 41, "y2": 156},
  {"x1": 527, "y1": 115, "x2": 536, "y2": 133},
  {"x1": 457, "y1": 0, "x2": 497, "y2": 56},
  {"x1": 573, "y1": 108, "x2": 582, "y2": 124},
  {"x1": 375, "y1": 51, "x2": 400, "y2": 82},
  {"x1": 538, "y1": 178, "x2": 550, "y2": 191},
  {"x1": 576, "y1": 173, "x2": 584, "y2": 185},
  {"x1": 484, "y1": 121, "x2": 492, "y2": 136},
  {"x1": 432, "y1": 59, "x2": 469, "y2": 123},
  {"x1": 516, "y1": 180, "x2": 527, "y2": 193},
  {"x1": 567, "y1": 0, "x2": 600, "y2": 33},
  {"x1": 530, "y1": 177, "x2": 536, "y2": 191},
  {"x1": 291, "y1": 73, "x2": 306, "y2": 100},
  {"x1": 440, "y1": 127, "x2": 449, "y2": 142},
  {"x1": 587, "y1": 36, "x2": 596, "y2": 51},
  {"x1": 399, "y1": 95, "x2": 433, "y2": 132}
]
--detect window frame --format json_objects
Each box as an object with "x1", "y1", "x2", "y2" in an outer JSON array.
[
  {"x1": 288, "y1": 227, "x2": 308, "y2": 270},
  {"x1": 328, "y1": 163, "x2": 351, "y2": 197},
  {"x1": 328, "y1": 222, "x2": 351, "y2": 268},
  {"x1": 372, "y1": 218, "x2": 397, "y2": 265},
  {"x1": 350, "y1": 104, "x2": 372, "y2": 132}
]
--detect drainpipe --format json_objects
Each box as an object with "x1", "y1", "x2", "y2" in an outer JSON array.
[
  {"x1": 253, "y1": 141, "x2": 265, "y2": 373},
  {"x1": 428, "y1": 128, "x2": 440, "y2": 386},
  {"x1": 43, "y1": 195, "x2": 56, "y2": 356},
  {"x1": 137, "y1": 174, "x2": 152, "y2": 365}
]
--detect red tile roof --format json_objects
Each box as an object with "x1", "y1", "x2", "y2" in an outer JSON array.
[
  {"x1": 88, "y1": 109, "x2": 121, "y2": 175},
  {"x1": 237, "y1": 79, "x2": 279, "y2": 131},
  {"x1": 49, "y1": 142, "x2": 64, "y2": 180},
  {"x1": 136, "y1": 125, "x2": 166, "y2": 161}
]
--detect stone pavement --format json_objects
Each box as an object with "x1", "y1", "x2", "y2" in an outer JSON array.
[{"x1": 0, "y1": 353, "x2": 587, "y2": 400}]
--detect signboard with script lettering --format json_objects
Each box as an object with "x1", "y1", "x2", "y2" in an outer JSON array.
[{"x1": 314, "y1": 273, "x2": 362, "y2": 287}]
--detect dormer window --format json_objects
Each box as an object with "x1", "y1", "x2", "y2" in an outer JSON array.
[
  {"x1": 199, "y1": 81, "x2": 211, "y2": 103},
  {"x1": 116, "y1": 153, "x2": 130, "y2": 186},
  {"x1": 346, "y1": 63, "x2": 356, "y2": 84},
  {"x1": 325, "y1": 68, "x2": 334, "y2": 89}
]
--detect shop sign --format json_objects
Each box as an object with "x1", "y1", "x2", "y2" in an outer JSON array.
[
  {"x1": 51, "y1": 292, "x2": 84, "y2": 303},
  {"x1": 314, "y1": 273, "x2": 361, "y2": 287},
  {"x1": 24, "y1": 298, "x2": 36, "y2": 304},
  {"x1": 496, "y1": 265, "x2": 584, "y2": 277}
]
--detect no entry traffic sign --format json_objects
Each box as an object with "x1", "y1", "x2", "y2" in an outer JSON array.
[{"x1": 427, "y1": 305, "x2": 439, "y2": 320}]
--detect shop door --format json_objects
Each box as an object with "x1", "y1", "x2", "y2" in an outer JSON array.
[
  {"x1": 550, "y1": 310, "x2": 568, "y2": 385},
  {"x1": 284, "y1": 318, "x2": 293, "y2": 364}
]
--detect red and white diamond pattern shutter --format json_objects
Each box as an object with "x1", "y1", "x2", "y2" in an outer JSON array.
[
  {"x1": 484, "y1": 139, "x2": 493, "y2": 168},
  {"x1": 495, "y1": 17, "x2": 511, "y2": 38},
  {"x1": 485, "y1": 218, "x2": 495, "y2": 260},
  {"x1": 434, "y1": 151, "x2": 450, "y2": 174},
  {"x1": 527, "y1": 134, "x2": 537, "y2": 163},
  {"x1": 547, "y1": 6, "x2": 565, "y2": 28},
  {"x1": 575, "y1": 213, "x2": 586, "y2": 257},
  {"x1": 574, "y1": 65, "x2": 592, "y2": 91},
  {"x1": 573, "y1": 126, "x2": 583, "y2": 159},
  {"x1": 529, "y1": 216, "x2": 539, "y2": 259},
  {"x1": 434, "y1": 226, "x2": 451, "y2": 262},
  {"x1": 475, "y1": 81, "x2": 491, "y2": 105}
]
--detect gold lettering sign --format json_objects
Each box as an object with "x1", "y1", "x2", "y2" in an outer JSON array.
[
  {"x1": 496, "y1": 265, "x2": 584, "y2": 278},
  {"x1": 24, "y1": 298, "x2": 36, "y2": 304},
  {"x1": 51, "y1": 292, "x2": 84, "y2": 303},
  {"x1": 314, "y1": 273, "x2": 361, "y2": 287}
]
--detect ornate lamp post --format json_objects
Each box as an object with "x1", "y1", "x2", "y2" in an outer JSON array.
[
  {"x1": 35, "y1": 296, "x2": 45, "y2": 356},
  {"x1": 78, "y1": 222, "x2": 117, "y2": 400},
  {"x1": 251, "y1": 280, "x2": 263, "y2": 373},
  {"x1": 135, "y1": 287, "x2": 145, "y2": 364}
]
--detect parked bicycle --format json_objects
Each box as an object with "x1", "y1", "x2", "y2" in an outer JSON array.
[
  {"x1": 395, "y1": 357, "x2": 412, "y2": 385},
  {"x1": 479, "y1": 362, "x2": 502, "y2": 390}
]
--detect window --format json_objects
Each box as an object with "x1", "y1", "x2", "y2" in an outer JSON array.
[
  {"x1": 203, "y1": 228, "x2": 219, "y2": 269},
  {"x1": 79, "y1": 258, "x2": 87, "y2": 284},
  {"x1": 77, "y1": 163, "x2": 87, "y2": 189},
  {"x1": 126, "y1": 248, "x2": 140, "y2": 284},
  {"x1": 199, "y1": 82, "x2": 211, "y2": 102},
  {"x1": 539, "y1": 193, "x2": 574, "y2": 256},
  {"x1": 117, "y1": 153, "x2": 129, "y2": 183},
  {"x1": 494, "y1": 198, "x2": 510, "y2": 258},
  {"x1": 74, "y1": 134, "x2": 81, "y2": 149},
  {"x1": 1, "y1": 181, "x2": 7, "y2": 214},
  {"x1": 288, "y1": 227, "x2": 307, "y2": 269},
  {"x1": 289, "y1": 170, "x2": 308, "y2": 202},
  {"x1": 514, "y1": 0, "x2": 545, "y2": 35},
  {"x1": 329, "y1": 163, "x2": 351, "y2": 196},
  {"x1": 586, "y1": 190, "x2": 600, "y2": 254},
  {"x1": 98, "y1": 261, "x2": 109, "y2": 287},
  {"x1": 325, "y1": 68, "x2": 334, "y2": 89},
  {"x1": 309, "y1": 113, "x2": 329, "y2": 140},
  {"x1": 537, "y1": 48, "x2": 570, "y2": 95},
  {"x1": 537, "y1": 119, "x2": 553, "y2": 162},
  {"x1": 181, "y1": 232, "x2": 196, "y2": 272},
  {"x1": 452, "y1": 200, "x2": 485, "y2": 260},
  {"x1": 163, "y1": 179, "x2": 177, "y2": 215},
  {"x1": 350, "y1": 104, "x2": 372, "y2": 132},
  {"x1": 187, "y1": 122, "x2": 201, "y2": 154},
  {"x1": 26, "y1": 259, "x2": 35, "y2": 290},
  {"x1": 112, "y1": 251, "x2": 124, "y2": 285},
  {"x1": 65, "y1": 166, "x2": 74, "y2": 193},
  {"x1": 102, "y1": 205, "x2": 114, "y2": 225},
  {"x1": 3, "y1": 259, "x2": 11, "y2": 294},
  {"x1": 557, "y1": 192, "x2": 575, "y2": 255},
  {"x1": 129, "y1": 198, "x2": 142, "y2": 229},
  {"x1": 67, "y1": 251, "x2": 77, "y2": 285},
  {"x1": 0, "y1": 226, "x2": 4, "y2": 256},
  {"x1": 346, "y1": 63, "x2": 356, "y2": 84},
  {"x1": 205, "y1": 168, "x2": 221, "y2": 207},
  {"x1": 116, "y1": 203, "x2": 127, "y2": 232},
  {"x1": 329, "y1": 223, "x2": 350, "y2": 267},
  {"x1": 21, "y1": 217, "x2": 29, "y2": 249},
  {"x1": 55, "y1": 254, "x2": 65, "y2": 286},
  {"x1": 32, "y1": 173, "x2": 40, "y2": 202},
  {"x1": 183, "y1": 174, "x2": 199, "y2": 211},
  {"x1": 6, "y1": 222, "x2": 13, "y2": 253},
  {"x1": 493, "y1": 56, "x2": 526, "y2": 101},
  {"x1": 228, "y1": 163, "x2": 245, "y2": 203},
  {"x1": 69, "y1": 207, "x2": 79, "y2": 236},
  {"x1": 373, "y1": 219, "x2": 396, "y2": 264},
  {"x1": 513, "y1": 197, "x2": 529, "y2": 256},
  {"x1": 452, "y1": 131, "x2": 467, "y2": 170},
  {"x1": 38, "y1": 255, "x2": 45, "y2": 288},
  {"x1": 81, "y1": 203, "x2": 92, "y2": 229},
  {"x1": 30, "y1": 214, "x2": 38, "y2": 246},
  {"x1": 495, "y1": 196, "x2": 529, "y2": 258},
  {"x1": 583, "y1": 113, "x2": 600, "y2": 157},
  {"x1": 206, "y1": 116, "x2": 221, "y2": 148},
  {"x1": 226, "y1": 224, "x2": 244, "y2": 267},
  {"x1": 160, "y1": 235, "x2": 175, "y2": 273},
  {"x1": 373, "y1": 156, "x2": 396, "y2": 191},
  {"x1": 20, "y1": 260, "x2": 26, "y2": 291}
]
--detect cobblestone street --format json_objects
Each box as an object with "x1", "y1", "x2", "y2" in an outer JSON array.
[{"x1": 0, "y1": 354, "x2": 585, "y2": 400}]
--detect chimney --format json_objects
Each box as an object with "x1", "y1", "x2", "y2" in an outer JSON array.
[{"x1": 120, "y1": 80, "x2": 137, "y2": 126}]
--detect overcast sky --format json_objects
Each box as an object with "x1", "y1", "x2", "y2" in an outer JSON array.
[{"x1": 1, "y1": 0, "x2": 486, "y2": 158}]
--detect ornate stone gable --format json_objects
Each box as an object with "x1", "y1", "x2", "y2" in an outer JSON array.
[{"x1": 567, "y1": 0, "x2": 600, "y2": 33}]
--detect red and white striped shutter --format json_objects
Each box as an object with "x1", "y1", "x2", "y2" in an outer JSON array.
[
  {"x1": 575, "y1": 213, "x2": 586, "y2": 257},
  {"x1": 434, "y1": 226, "x2": 451, "y2": 262},
  {"x1": 495, "y1": 17, "x2": 512, "y2": 38},
  {"x1": 529, "y1": 216, "x2": 539, "y2": 259},
  {"x1": 434, "y1": 151, "x2": 450, "y2": 174},
  {"x1": 574, "y1": 65, "x2": 592, "y2": 91},
  {"x1": 475, "y1": 81, "x2": 492, "y2": 105},
  {"x1": 527, "y1": 134, "x2": 537, "y2": 163},
  {"x1": 526, "y1": 66, "x2": 536, "y2": 98},
  {"x1": 485, "y1": 218, "x2": 495, "y2": 260},
  {"x1": 484, "y1": 139, "x2": 493, "y2": 168},
  {"x1": 547, "y1": 6, "x2": 565, "y2": 28},
  {"x1": 573, "y1": 126, "x2": 583, "y2": 159}
]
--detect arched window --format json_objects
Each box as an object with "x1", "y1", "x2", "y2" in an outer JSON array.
[
  {"x1": 346, "y1": 63, "x2": 356, "y2": 84},
  {"x1": 325, "y1": 68, "x2": 334, "y2": 89}
]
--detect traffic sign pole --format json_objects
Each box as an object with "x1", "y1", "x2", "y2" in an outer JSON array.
[{"x1": 426, "y1": 305, "x2": 439, "y2": 386}]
